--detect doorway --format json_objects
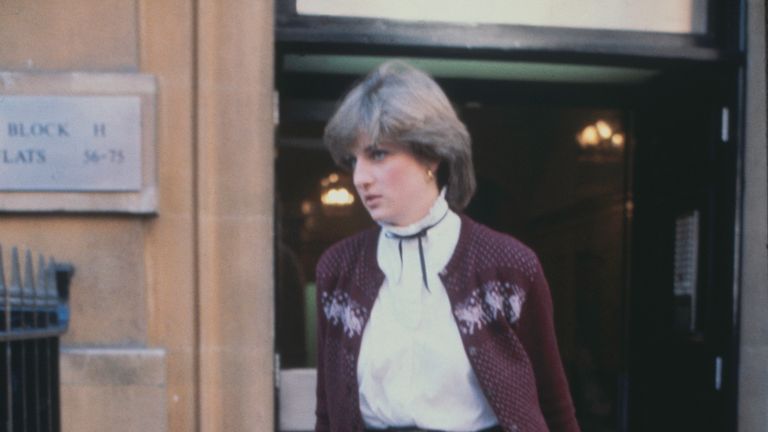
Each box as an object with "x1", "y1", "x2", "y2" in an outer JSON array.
[{"x1": 273, "y1": 57, "x2": 738, "y2": 432}]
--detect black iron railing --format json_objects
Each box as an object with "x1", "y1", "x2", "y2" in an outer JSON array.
[{"x1": 0, "y1": 245, "x2": 73, "y2": 432}]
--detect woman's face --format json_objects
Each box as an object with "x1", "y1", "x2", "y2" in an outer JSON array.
[{"x1": 350, "y1": 141, "x2": 439, "y2": 227}]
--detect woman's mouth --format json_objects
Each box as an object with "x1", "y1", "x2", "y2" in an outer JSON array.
[{"x1": 364, "y1": 194, "x2": 382, "y2": 206}]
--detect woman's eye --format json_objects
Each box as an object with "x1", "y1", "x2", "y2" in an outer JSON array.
[
  {"x1": 370, "y1": 149, "x2": 388, "y2": 160},
  {"x1": 343, "y1": 156, "x2": 357, "y2": 169}
]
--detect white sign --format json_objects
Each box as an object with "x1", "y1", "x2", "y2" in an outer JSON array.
[
  {"x1": 297, "y1": 0, "x2": 706, "y2": 34},
  {"x1": 0, "y1": 96, "x2": 142, "y2": 191}
]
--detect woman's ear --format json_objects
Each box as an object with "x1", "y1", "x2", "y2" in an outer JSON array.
[
  {"x1": 427, "y1": 160, "x2": 440, "y2": 174},
  {"x1": 425, "y1": 160, "x2": 442, "y2": 186}
]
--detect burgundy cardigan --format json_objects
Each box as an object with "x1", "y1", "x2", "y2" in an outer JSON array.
[{"x1": 315, "y1": 215, "x2": 580, "y2": 432}]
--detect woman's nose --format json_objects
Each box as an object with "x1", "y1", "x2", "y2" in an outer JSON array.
[{"x1": 353, "y1": 159, "x2": 372, "y2": 190}]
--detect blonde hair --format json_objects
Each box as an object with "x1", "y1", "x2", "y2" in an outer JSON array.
[{"x1": 323, "y1": 60, "x2": 476, "y2": 210}]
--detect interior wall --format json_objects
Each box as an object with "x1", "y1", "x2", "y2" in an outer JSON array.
[{"x1": 738, "y1": 0, "x2": 768, "y2": 430}]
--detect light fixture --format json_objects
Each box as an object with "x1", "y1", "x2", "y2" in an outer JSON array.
[
  {"x1": 301, "y1": 200, "x2": 314, "y2": 215},
  {"x1": 321, "y1": 187, "x2": 355, "y2": 206},
  {"x1": 320, "y1": 173, "x2": 355, "y2": 207},
  {"x1": 576, "y1": 119, "x2": 625, "y2": 162},
  {"x1": 577, "y1": 125, "x2": 600, "y2": 147},
  {"x1": 611, "y1": 133, "x2": 625, "y2": 147},
  {"x1": 595, "y1": 120, "x2": 613, "y2": 139}
]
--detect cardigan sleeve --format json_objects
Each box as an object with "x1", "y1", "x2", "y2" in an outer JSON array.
[{"x1": 517, "y1": 258, "x2": 581, "y2": 432}]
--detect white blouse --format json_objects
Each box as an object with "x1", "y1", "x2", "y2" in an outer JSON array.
[{"x1": 357, "y1": 191, "x2": 498, "y2": 431}]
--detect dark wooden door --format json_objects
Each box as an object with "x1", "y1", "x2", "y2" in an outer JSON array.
[{"x1": 628, "y1": 67, "x2": 739, "y2": 432}]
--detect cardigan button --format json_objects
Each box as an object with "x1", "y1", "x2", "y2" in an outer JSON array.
[{"x1": 468, "y1": 346, "x2": 477, "y2": 356}]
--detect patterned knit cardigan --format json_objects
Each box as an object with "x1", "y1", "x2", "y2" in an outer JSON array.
[{"x1": 315, "y1": 215, "x2": 580, "y2": 432}]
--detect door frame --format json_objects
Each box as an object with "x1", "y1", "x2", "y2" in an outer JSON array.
[{"x1": 273, "y1": 2, "x2": 747, "y2": 430}]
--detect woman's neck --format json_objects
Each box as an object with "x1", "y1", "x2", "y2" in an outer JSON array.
[{"x1": 380, "y1": 188, "x2": 448, "y2": 235}]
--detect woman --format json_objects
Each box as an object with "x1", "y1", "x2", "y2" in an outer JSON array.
[{"x1": 315, "y1": 61, "x2": 580, "y2": 432}]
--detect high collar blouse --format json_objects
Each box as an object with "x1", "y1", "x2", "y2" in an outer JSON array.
[{"x1": 357, "y1": 191, "x2": 498, "y2": 430}]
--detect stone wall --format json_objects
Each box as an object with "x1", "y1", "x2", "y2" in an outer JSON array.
[
  {"x1": 0, "y1": 1, "x2": 275, "y2": 430},
  {"x1": 739, "y1": 0, "x2": 768, "y2": 430}
]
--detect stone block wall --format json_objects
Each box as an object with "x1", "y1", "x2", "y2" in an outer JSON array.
[{"x1": 0, "y1": 1, "x2": 275, "y2": 431}]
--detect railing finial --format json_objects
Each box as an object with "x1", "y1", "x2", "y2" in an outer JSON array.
[
  {"x1": 37, "y1": 254, "x2": 46, "y2": 307},
  {"x1": 0, "y1": 244, "x2": 6, "y2": 295},
  {"x1": 23, "y1": 249, "x2": 35, "y2": 307},
  {"x1": 45, "y1": 257, "x2": 58, "y2": 306},
  {"x1": 10, "y1": 247, "x2": 21, "y2": 306}
]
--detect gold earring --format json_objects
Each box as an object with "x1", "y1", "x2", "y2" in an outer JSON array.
[{"x1": 427, "y1": 169, "x2": 434, "y2": 180}]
